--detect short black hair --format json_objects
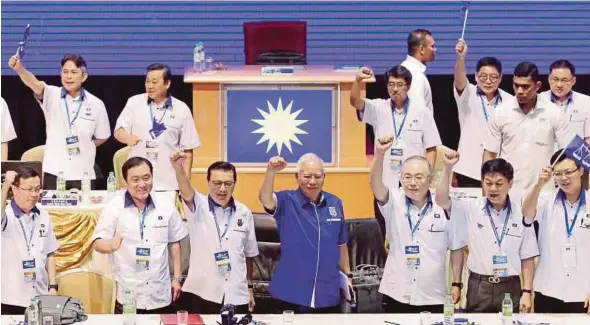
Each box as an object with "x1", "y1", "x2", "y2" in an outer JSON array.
[
  {"x1": 476, "y1": 57, "x2": 502, "y2": 75},
  {"x1": 207, "y1": 161, "x2": 237, "y2": 182},
  {"x1": 122, "y1": 157, "x2": 153, "y2": 181},
  {"x1": 384, "y1": 65, "x2": 412, "y2": 86},
  {"x1": 13, "y1": 167, "x2": 40, "y2": 187},
  {"x1": 481, "y1": 158, "x2": 514, "y2": 182},
  {"x1": 61, "y1": 55, "x2": 87, "y2": 71},
  {"x1": 513, "y1": 61, "x2": 540, "y2": 83},
  {"x1": 550, "y1": 149, "x2": 581, "y2": 169},
  {"x1": 407, "y1": 28, "x2": 432, "y2": 56},
  {"x1": 549, "y1": 59, "x2": 576, "y2": 76},
  {"x1": 147, "y1": 63, "x2": 172, "y2": 83}
]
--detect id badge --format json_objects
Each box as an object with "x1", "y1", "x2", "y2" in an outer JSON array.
[
  {"x1": 22, "y1": 259, "x2": 36, "y2": 283},
  {"x1": 145, "y1": 141, "x2": 159, "y2": 161},
  {"x1": 492, "y1": 253, "x2": 508, "y2": 277},
  {"x1": 561, "y1": 243, "x2": 577, "y2": 269},
  {"x1": 390, "y1": 147, "x2": 404, "y2": 169},
  {"x1": 214, "y1": 250, "x2": 232, "y2": 274},
  {"x1": 65, "y1": 135, "x2": 81, "y2": 156},
  {"x1": 404, "y1": 245, "x2": 420, "y2": 267},
  {"x1": 135, "y1": 246, "x2": 151, "y2": 270}
]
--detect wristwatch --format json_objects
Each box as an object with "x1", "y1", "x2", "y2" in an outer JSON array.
[
  {"x1": 172, "y1": 277, "x2": 183, "y2": 283},
  {"x1": 248, "y1": 284, "x2": 254, "y2": 289},
  {"x1": 451, "y1": 282, "x2": 463, "y2": 290},
  {"x1": 522, "y1": 289, "x2": 533, "y2": 294},
  {"x1": 49, "y1": 284, "x2": 59, "y2": 290}
]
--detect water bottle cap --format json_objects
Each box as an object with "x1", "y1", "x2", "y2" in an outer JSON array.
[{"x1": 504, "y1": 293, "x2": 511, "y2": 297}]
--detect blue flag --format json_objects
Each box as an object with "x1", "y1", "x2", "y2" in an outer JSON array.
[
  {"x1": 226, "y1": 88, "x2": 333, "y2": 163},
  {"x1": 562, "y1": 135, "x2": 590, "y2": 171}
]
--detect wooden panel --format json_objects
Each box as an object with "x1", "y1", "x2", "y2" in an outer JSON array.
[
  {"x1": 339, "y1": 83, "x2": 369, "y2": 167},
  {"x1": 192, "y1": 83, "x2": 221, "y2": 167}
]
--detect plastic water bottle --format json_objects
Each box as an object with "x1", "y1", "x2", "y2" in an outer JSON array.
[
  {"x1": 501, "y1": 293, "x2": 513, "y2": 325},
  {"x1": 443, "y1": 291, "x2": 454, "y2": 325},
  {"x1": 107, "y1": 172, "x2": 117, "y2": 200},
  {"x1": 81, "y1": 172, "x2": 90, "y2": 203},
  {"x1": 28, "y1": 297, "x2": 40, "y2": 325},
  {"x1": 122, "y1": 287, "x2": 137, "y2": 325},
  {"x1": 193, "y1": 42, "x2": 204, "y2": 72},
  {"x1": 56, "y1": 172, "x2": 66, "y2": 198}
]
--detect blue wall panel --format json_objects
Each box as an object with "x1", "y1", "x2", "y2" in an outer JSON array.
[{"x1": 2, "y1": 1, "x2": 589, "y2": 75}]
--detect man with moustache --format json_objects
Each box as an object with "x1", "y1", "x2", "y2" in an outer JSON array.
[{"x1": 401, "y1": 28, "x2": 437, "y2": 112}]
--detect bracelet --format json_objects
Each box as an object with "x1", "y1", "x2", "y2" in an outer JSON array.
[
  {"x1": 522, "y1": 289, "x2": 533, "y2": 294},
  {"x1": 248, "y1": 284, "x2": 254, "y2": 289},
  {"x1": 451, "y1": 282, "x2": 463, "y2": 290},
  {"x1": 49, "y1": 284, "x2": 58, "y2": 290},
  {"x1": 172, "y1": 277, "x2": 183, "y2": 283}
]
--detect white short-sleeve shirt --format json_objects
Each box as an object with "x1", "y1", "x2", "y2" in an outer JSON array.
[
  {"x1": 378, "y1": 189, "x2": 465, "y2": 306},
  {"x1": 401, "y1": 55, "x2": 433, "y2": 112},
  {"x1": 453, "y1": 81, "x2": 513, "y2": 180},
  {"x1": 35, "y1": 84, "x2": 111, "y2": 180},
  {"x1": 91, "y1": 191, "x2": 188, "y2": 310},
  {"x1": 362, "y1": 98, "x2": 441, "y2": 188},
  {"x1": 181, "y1": 192, "x2": 259, "y2": 305},
  {"x1": 540, "y1": 90, "x2": 590, "y2": 140},
  {"x1": 115, "y1": 94, "x2": 200, "y2": 191},
  {"x1": 451, "y1": 197, "x2": 539, "y2": 276},
  {"x1": 1, "y1": 97, "x2": 17, "y2": 143},
  {"x1": 1, "y1": 201, "x2": 59, "y2": 307},
  {"x1": 530, "y1": 189, "x2": 590, "y2": 302},
  {"x1": 484, "y1": 95, "x2": 574, "y2": 196}
]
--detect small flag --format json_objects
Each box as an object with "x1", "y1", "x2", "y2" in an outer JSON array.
[
  {"x1": 16, "y1": 24, "x2": 32, "y2": 58},
  {"x1": 562, "y1": 135, "x2": 590, "y2": 171}
]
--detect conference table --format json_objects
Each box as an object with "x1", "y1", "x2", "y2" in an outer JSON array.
[{"x1": 2, "y1": 313, "x2": 590, "y2": 325}]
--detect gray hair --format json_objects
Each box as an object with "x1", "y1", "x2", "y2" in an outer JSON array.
[
  {"x1": 401, "y1": 155, "x2": 432, "y2": 175},
  {"x1": 296, "y1": 153, "x2": 325, "y2": 174}
]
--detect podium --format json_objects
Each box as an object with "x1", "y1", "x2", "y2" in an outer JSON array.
[{"x1": 184, "y1": 66, "x2": 374, "y2": 219}]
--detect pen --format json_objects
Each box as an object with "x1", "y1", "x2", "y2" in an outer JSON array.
[{"x1": 384, "y1": 321, "x2": 402, "y2": 325}]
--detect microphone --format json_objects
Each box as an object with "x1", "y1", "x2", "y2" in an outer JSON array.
[{"x1": 237, "y1": 314, "x2": 252, "y2": 325}]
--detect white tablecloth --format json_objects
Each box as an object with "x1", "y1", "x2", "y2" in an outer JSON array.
[{"x1": 2, "y1": 313, "x2": 590, "y2": 325}]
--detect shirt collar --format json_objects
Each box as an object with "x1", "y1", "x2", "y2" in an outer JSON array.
[
  {"x1": 511, "y1": 94, "x2": 546, "y2": 113},
  {"x1": 481, "y1": 196, "x2": 511, "y2": 213},
  {"x1": 404, "y1": 55, "x2": 426, "y2": 73},
  {"x1": 207, "y1": 195, "x2": 237, "y2": 214},
  {"x1": 60, "y1": 87, "x2": 86, "y2": 100},
  {"x1": 404, "y1": 191, "x2": 432, "y2": 210},
  {"x1": 476, "y1": 87, "x2": 503, "y2": 103},
  {"x1": 555, "y1": 188, "x2": 585, "y2": 205},
  {"x1": 147, "y1": 95, "x2": 173, "y2": 110},
  {"x1": 10, "y1": 200, "x2": 40, "y2": 218},
  {"x1": 123, "y1": 191, "x2": 156, "y2": 212},
  {"x1": 295, "y1": 187, "x2": 326, "y2": 207},
  {"x1": 550, "y1": 91, "x2": 573, "y2": 104}
]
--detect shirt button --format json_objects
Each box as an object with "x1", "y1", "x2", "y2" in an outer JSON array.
[
  {"x1": 413, "y1": 279, "x2": 416, "y2": 282},
  {"x1": 146, "y1": 282, "x2": 149, "y2": 285}
]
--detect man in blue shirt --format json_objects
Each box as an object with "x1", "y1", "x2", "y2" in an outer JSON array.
[{"x1": 259, "y1": 153, "x2": 353, "y2": 313}]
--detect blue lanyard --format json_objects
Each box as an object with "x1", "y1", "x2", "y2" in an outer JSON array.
[
  {"x1": 479, "y1": 93, "x2": 500, "y2": 122},
  {"x1": 149, "y1": 102, "x2": 168, "y2": 125},
  {"x1": 392, "y1": 99, "x2": 410, "y2": 140},
  {"x1": 561, "y1": 191, "x2": 585, "y2": 239},
  {"x1": 63, "y1": 97, "x2": 84, "y2": 132},
  {"x1": 405, "y1": 198, "x2": 431, "y2": 238},
  {"x1": 138, "y1": 207, "x2": 147, "y2": 240},
  {"x1": 485, "y1": 201, "x2": 511, "y2": 248},
  {"x1": 17, "y1": 216, "x2": 36, "y2": 255},
  {"x1": 213, "y1": 209, "x2": 233, "y2": 246}
]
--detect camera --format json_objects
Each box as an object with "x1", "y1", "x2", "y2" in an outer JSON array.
[{"x1": 219, "y1": 304, "x2": 252, "y2": 325}]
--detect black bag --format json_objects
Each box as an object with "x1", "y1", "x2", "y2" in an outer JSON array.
[
  {"x1": 24, "y1": 295, "x2": 88, "y2": 325},
  {"x1": 255, "y1": 51, "x2": 306, "y2": 65}
]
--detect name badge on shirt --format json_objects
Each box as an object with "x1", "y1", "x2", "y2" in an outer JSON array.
[
  {"x1": 561, "y1": 243, "x2": 577, "y2": 269},
  {"x1": 492, "y1": 253, "x2": 508, "y2": 277},
  {"x1": 22, "y1": 259, "x2": 36, "y2": 283},
  {"x1": 390, "y1": 147, "x2": 403, "y2": 169},
  {"x1": 404, "y1": 245, "x2": 420, "y2": 267},
  {"x1": 145, "y1": 140, "x2": 159, "y2": 161},
  {"x1": 149, "y1": 119, "x2": 167, "y2": 139},
  {"x1": 65, "y1": 136, "x2": 81, "y2": 157},
  {"x1": 214, "y1": 250, "x2": 232, "y2": 275},
  {"x1": 135, "y1": 246, "x2": 151, "y2": 270}
]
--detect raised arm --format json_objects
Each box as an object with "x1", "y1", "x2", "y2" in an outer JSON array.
[
  {"x1": 258, "y1": 156, "x2": 287, "y2": 212},
  {"x1": 370, "y1": 136, "x2": 394, "y2": 204},
  {"x1": 453, "y1": 40, "x2": 468, "y2": 94},
  {"x1": 350, "y1": 67, "x2": 373, "y2": 111},
  {"x1": 8, "y1": 54, "x2": 45, "y2": 97},
  {"x1": 435, "y1": 149, "x2": 460, "y2": 210},
  {"x1": 522, "y1": 166, "x2": 552, "y2": 219},
  {"x1": 170, "y1": 150, "x2": 196, "y2": 209}
]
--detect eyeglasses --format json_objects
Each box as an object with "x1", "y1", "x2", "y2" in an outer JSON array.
[
  {"x1": 553, "y1": 168, "x2": 578, "y2": 179},
  {"x1": 211, "y1": 181, "x2": 235, "y2": 188},
  {"x1": 549, "y1": 77, "x2": 574, "y2": 84},
  {"x1": 17, "y1": 186, "x2": 42, "y2": 194},
  {"x1": 387, "y1": 82, "x2": 407, "y2": 89},
  {"x1": 478, "y1": 74, "x2": 500, "y2": 83},
  {"x1": 402, "y1": 173, "x2": 429, "y2": 183},
  {"x1": 301, "y1": 174, "x2": 324, "y2": 181}
]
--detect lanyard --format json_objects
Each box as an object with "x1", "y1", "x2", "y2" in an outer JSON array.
[
  {"x1": 485, "y1": 201, "x2": 511, "y2": 249},
  {"x1": 479, "y1": 93, "x2": 500, "y2": 122},
  {"x1": 561, "y1": 191, "x2": 585, "y2": 239},
  {"x1": 149, "y1": 102, "x2": 168, "y2": 125},
  {"x1": 213, "y1": 208, "x2": 233, "y2": 247},
  {"x1": 63, "y1": 97, "x2": 84, "y2": 132},
  {"x1": 392, "y1": 99, "x2": 410, "y2": 140},
  {"x1": 17, "y1": 216, "x2": 36, "y2": 255},
  {"x1": 138, "y1": 207, "x2": 148, "y2": 240},
  {"x1": 405, "y1": 198, "x2": 431, "y2": 239}
]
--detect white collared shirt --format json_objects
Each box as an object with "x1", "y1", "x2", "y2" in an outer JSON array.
[
  {"x1": 35, "y1": 84, "x2": 111, "y2": 180},
  {"x1": 1, "y1": 202, "x2": 59, "y2": 307},
  {"x1": 401, "y1": 55, "x2": 433, "y2": 112},
  {"x1": 378, "y1": 189, "x2": 464, "y2": 306},
  {"x1": 484, "y1": 95, "x2": 574, "y2": 196},
  {"x1": 451, "y1": 197, "x2": 539, "y2": 276},
  {"x1": 1, "y1": 97, "x2": 17, "y2": 143},
  {"x1": 91, "y1": 191, "x2": 188, "y2": 310},
  {"x1": 362, "y1": 98, "x2": 441, "y2": 188},
  {"x1": 530, "y1": 189, "x2": 590, "y2": 302},
  {"x1": 540, "y1": 90, "x2": 590, "y2": 139},
  {"x1": 115, "y1": 94, "x2": 200, "y2": 191},
  {"x1": 181, "y1": 191, "x2": 259, "y2": 305},
  {"x1": 453, "y1": 80, "x2": 514, "y2": 180}
]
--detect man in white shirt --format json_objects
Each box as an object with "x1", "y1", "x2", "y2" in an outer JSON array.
[
  {"x1": 452, "y1": 39, "x2": 513, "y2": 187},
  {"x1": 1, "y1": 97, "x2": 17, "y2": 160},
  {"x1": 91, "y1": 157, "x2": 188, "y2": 313},
  {"x1": 523, "y1": 150, "x2": 590, "y2": 313},
  {"x1": 540, "y1": 60, "x2": 590, "y2": 140},
  {"x1": 170, "y1": 151, "x2": 258, "y2": 314},
  {"x1": 401, "y1": 28, "x2": 436, "y2": 112},
  {"x1": 1, "y1": 167, "x2": 59, "y2": 315},
  {"x1": 436, "y1": 149, "x2": 537, "y2": 313},
  {"x1": 370, "y1": 136, "x2": 464, "y2": 313},
  {"x1": 483, "y1": 61, "x2": 574, "y2": 198},
  {"x1": 8, "y1": 54, "x2": 111, "y2": 190},
  {"x1": 114, "y1": 64, "x2": 200, "y2": 191}
]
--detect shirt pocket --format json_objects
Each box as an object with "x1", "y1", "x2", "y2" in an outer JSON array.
[
  {"x1": 230, "y1": 227, "x2": 247, "y2": 251},
  {"x1": 152, "y1": 222, "x2": 170, "y2": 243},
  {"x1": 75, "y1": 115, "x2": 97, "y2": 137},
  {"x1": 532, "y1": 118, "x2": 552, "y2": 147}
]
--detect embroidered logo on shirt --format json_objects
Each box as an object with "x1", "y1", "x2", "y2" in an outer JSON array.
[
  {"x1": 434, "y1": 213, "x2": 441, "y2": 219},
  {"x1": 512, "y1": 223, "x2": 518, "y2": 227},
  {"x1": 158, "y1": 216, "x2": 163, "y2": 220},
  {"x1": 237, "y1": 219, "x2": 243, "y2": 227},
  {"x1": 329, "y1": 207, "x2": 337, "y2": 217}
]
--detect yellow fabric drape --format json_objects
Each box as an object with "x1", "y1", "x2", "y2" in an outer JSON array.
[{"x1": 49, "y1": 210, "x2": 100, "y2": 272}]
